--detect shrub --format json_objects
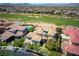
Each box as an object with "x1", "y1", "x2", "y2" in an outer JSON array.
[
  {"x1": 52, "y1": 38, "x2": 62, "y2": 52},
  {"x1": 45, "y1": 39, "x2": 55, "y2": 51},
  {"x1": 48, "y1": 51, "x2": 62, "y2": 56},
  {"x1": 13, "y1": 38, "x2": 24, "y2": 47},
  {"x1": 38, "y1": 47, "x2": 49, "y2": 55},
  {"x1": 45, "y1": 39, "x2": 62, "y2": 52},
  {"x1": 0, "y1": 50, "x2": 15, "y2": 56},
  {"x1": 27, "y1": 44, "x2": 40, "y2": 51},
  {"x1": 0, "y1": 42, "x2": 8, "y2": 46}
]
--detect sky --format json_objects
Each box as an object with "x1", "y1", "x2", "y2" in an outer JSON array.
[{"x1": 0, "y1": 0, "x2": 79, "y2": 3}]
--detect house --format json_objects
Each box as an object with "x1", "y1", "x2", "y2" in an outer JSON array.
[
  {"x1": 14, "y1": 31, "x2": 24, "y2": 38},
  {"x1": 7, "y1": 24, "x2": 28, "y2": 32},
  {"x1": 26, "y1": 32, "x2": 42, "y2": 44},
  {"x1": 0, "y1": 20, "x2": 13, "y2": 27},
  {"x1": 62, "y1": 27, "x2": 79, "y2": 56},
  {"x1": 0, "y1": 20, "x2": 28, "y2": 42},
  {"x1": 0, "y1": 31, "x2": 15, "y2": 42},
  {"x1": 6, "y1": 24, "x2": 28, "y2": 36}
]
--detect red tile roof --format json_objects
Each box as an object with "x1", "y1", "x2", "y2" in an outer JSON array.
[
  {"x1": 71, "y1": 34, "x2": 79, "y2": 44},
  {"x1": 62, "y1": 27, "x2": 79, "y2": 55},
  {"x1": 65, "y1": 44, "x2": 79, "y2": 55},
  {"x1": 62, "y1": 27, "x2": 79, "y2": 43}
]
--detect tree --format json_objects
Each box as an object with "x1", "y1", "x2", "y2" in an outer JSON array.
[
  {"x1": 53, "y1": 32, "x2": 59, "y2": 41},
  {"x1": 55, "y1": 27, "x2": 62, "y2": 40},
  {"x1": 56, "y1": 27, "x2": 62, "y2": 34}
]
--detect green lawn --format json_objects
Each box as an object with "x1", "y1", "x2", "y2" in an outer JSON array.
[{"x1": 0, "y1": 13, "x2": 79, "y2": 27}]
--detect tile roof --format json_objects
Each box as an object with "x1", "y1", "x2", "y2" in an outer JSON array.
[
  {"x1": 0, "y1": 31, "x2": 14, "y2": 41},
  {"x1": 62, "y1": 27, "x2": 79, "y2": 55},
  {"x1": 26, "y1": 32, "x2": 41, "y2": 41},
  {"x1": 65, "y1": 44, "x2": 79, "y2": 55},
  {"x1": 14, "y1": 31, "x2": 24, "y2": 37},
  {"x1": 7, "y1": 24, "x2": 25, "y2": 31},
  {"x1": 62, "y1": 27, "x2": 79, "y2": 43}
]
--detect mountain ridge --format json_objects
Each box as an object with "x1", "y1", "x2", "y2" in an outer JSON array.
[{"x1": 0, "y1": 3, "x2": 79, "y2": 7}]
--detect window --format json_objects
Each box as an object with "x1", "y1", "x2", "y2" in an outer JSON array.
[{"x1": 72, "y1": 42, "x2": 79, "y2": 46}]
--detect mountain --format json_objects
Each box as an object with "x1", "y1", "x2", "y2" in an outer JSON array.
[
  {"x1": 0, "y1": 3, "x2": 32, "y2": 7},
  {"x1": 0, "y1": 3, "x2": 79, "y2": 7}
]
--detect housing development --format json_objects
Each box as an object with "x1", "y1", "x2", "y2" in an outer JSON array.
[{"x1": 0, "y1": 3, "x2": 79, "y2": 56}]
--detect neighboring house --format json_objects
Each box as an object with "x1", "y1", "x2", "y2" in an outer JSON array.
[
  {"x1": 14, "y1": 31, "x2": 24, "y2": 38},
  {"x1": 0, "y1": 20, "x2": 13, "y2": 27},
  {"x1": 62, "y1": 27, "x2": 79, "y2": 56},
  {"x1": 7, "y1": 24, "x2": 28, "y2": 32},
  {"x1": 26, "y1": 32, "x2": 41, "y2": 44},
  {"x1": 53, "y1": 10, "x2": 61, "y2": 15},
  {"x1": 6, "y1": 24, "x2": 28, "y2": 37},
  {"x1": 0, "y1": 20, "x2": 28, "y2": 42},
  {"x1": 0, "y1": 31, "x2": 15, "y2": 42}
]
